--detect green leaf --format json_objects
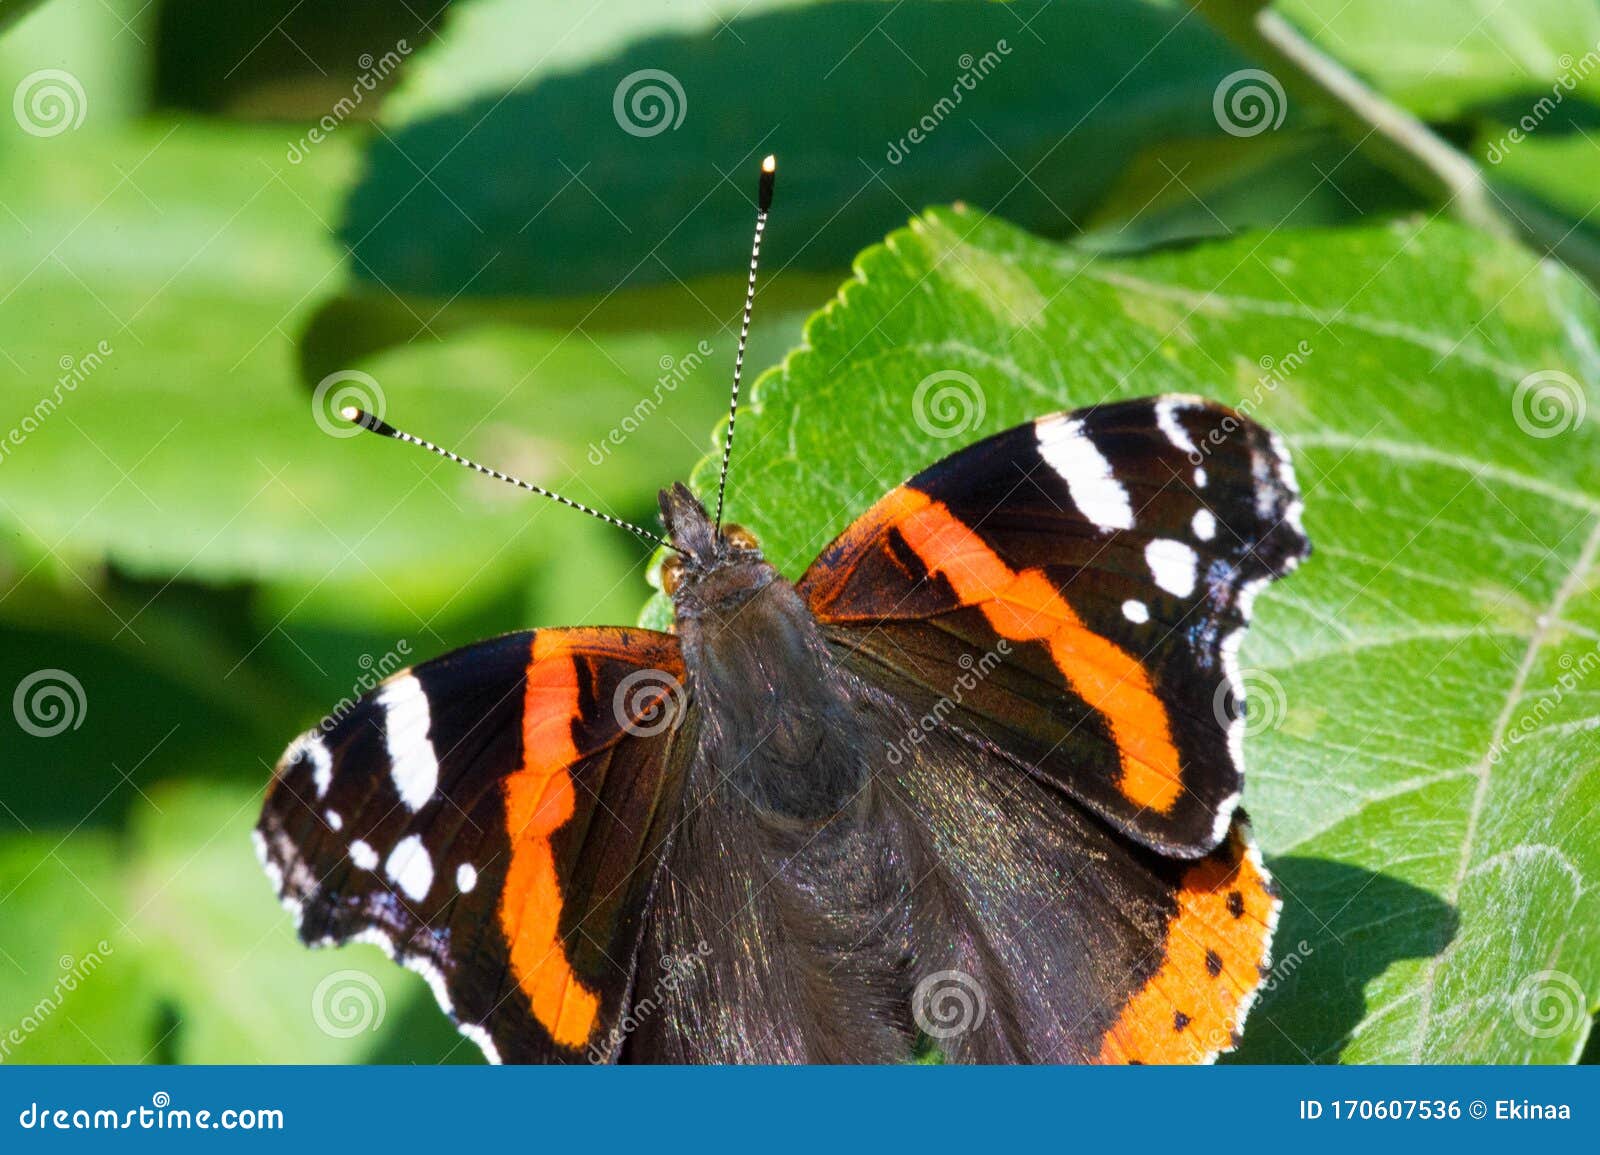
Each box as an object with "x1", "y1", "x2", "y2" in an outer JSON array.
[
  {"x1": 1280, "y1": 0, "x2": 1600, "y2": 120},
  {"x1": 124, "y1": 781, "x2": 463, "y2": 1063},
  {"x1": 0, "y1": 124, "x2": 792, "y2": 627},
  {"x1": 0, "y1": 836, "x2": 151, "y2": 1063},
  {"x1": 682, "y1": 207, "x2": 1600, "y2": 1062},
  {"x1": 0, "y1": 777, "x2": 472, "y2": 1064},
  {"x1": 341, "y1": 0, "x2": 1286, "y2": 298}
]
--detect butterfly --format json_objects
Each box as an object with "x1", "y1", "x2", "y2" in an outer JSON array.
[{"x1": 255, "y1": 156, "x2": 1309, "y2": 1063}]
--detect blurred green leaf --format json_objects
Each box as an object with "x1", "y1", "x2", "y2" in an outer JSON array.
[
  {"x1": 1281, "y1": 0, "x2": 1600, "y2": 120},
  {"x1": 0, "y1": 778, "x2": 469, "y2": 1064},
  {"x1": 1479, "y1": 120, "x2": 1600, "y2": 226},
  {"x1": 674, "y1": 208, "x2": 1600, "y2": 1062},
  {"x1": 126, "y1": 781, "x2": 463, "y2": 1063},
  {"x1": 0, "y1": 836, "x2": 151, "y2": 1062},
  {"x1": 341, "y1": 0, "x2": 1295, "y2": 298},
  {"x1": 380, "y1": 0, "x2": 808, "y2": 126},
  {"x1": 0, "y1": 124, "x2": 793, "y2": 631}
]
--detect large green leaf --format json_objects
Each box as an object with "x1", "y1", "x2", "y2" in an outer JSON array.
[
  {"x1": 341, "y1": 0, "x2": 1296, "y2": 298},
  {"x1": 0, "y1": 778, "x2": 468, "y2": 1064},
  {"x1": 1281, "y1": 0, "x2": 1600, "y2": 121},
  {"x1": 0, "y1": 124, "x2": 789, "y2": 628},
  {"x1": 675, "y1": 208, "x2": 1600, "y2": 1062}
]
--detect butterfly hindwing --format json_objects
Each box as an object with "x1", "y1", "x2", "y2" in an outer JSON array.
[
  {"x1": 876, "y1": 694, "x2": 1278, "y2": 1062},
  {"x1": 799, "y1": 395, "x2": 1308, "y2": 857},
  {"x1": 254, "y1": 627, "x2": 690, "y2": 1063}
]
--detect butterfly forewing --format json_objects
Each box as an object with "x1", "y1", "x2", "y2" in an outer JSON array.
[{"x1": 799, "y1": 395, "x2": 1309, "y2": 857}]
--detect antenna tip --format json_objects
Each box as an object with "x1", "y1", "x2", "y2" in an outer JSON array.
[
  {"x1": 340, "y1": 405, "x2": 363, "y2": 423},
  {"x1": 758, "y1": 155, "x2": 776, "y2": 211}
]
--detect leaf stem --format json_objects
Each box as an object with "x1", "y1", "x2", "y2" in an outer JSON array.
[{"x1": 1192, "y1": 1, "x2": 1600, "y2": 284}]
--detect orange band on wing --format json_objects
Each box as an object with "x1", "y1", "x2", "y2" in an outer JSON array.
[
  {"x1": 1097, "y1": 828, "x2": 1277, "y2": 1063},
  {"x1": 498, "y1": 634, "x2": 601, "y2": 1050},
  {"x1": 886, "y1": 487, "x2": 1184, "y2": 814}
]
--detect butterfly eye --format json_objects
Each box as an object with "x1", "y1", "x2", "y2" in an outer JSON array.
[
  {"x1": 661, "y1": 555, "x2": 685, "y2": 595},
  {"x1": 723, "y1": 524, "x2": 760, "y2": 552}
]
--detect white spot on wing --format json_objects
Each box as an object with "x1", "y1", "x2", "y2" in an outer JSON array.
[
  {"x1": 378, "y1": 675, "x2": 439, "y2": 811},
  {"x1": 1194, "y1": 467, "x2": 1207, "y2": 488},
  {"x1": 325, "y1": 810, "x2": 343, "y2": 831},
  {"x1": 1192, "y1": 508, "x2": 1216, "y2": 541},
  {"x1": 457, "y1": 863, "x2": 478, "y2": 893},
  {"x1": 252, "y1": 828, "x2": 283, "y2": 895},
  {"x1": 283, "y1": 732, "x2": 333, "y2": 799},
  {"x1": 1155, "y1": 396, "x2": 1201, "y2": 458},
  {"x1": 349, "y1": 840, "x2": 378, "y2": 871},
  {"x1": 350, "y1": 926, "x2": 396, "y2": 958},
  {"x1": 1121, "y1": 599, "x2": 1149, "y2": 624},
  {"x1": 1035, "y1": 415, "x2": 1134, "y2": 532},
  {"x1": 385, "y1": 834, "x2": 434, "y2": 902},
  {"x1": 1145, "y1": 538, "x2": 1198, "y2": 598}
]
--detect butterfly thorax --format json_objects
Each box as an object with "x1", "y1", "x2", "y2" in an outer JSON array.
[{"x1": 659, "y1": 483, "x2": 868, "y2": 821}]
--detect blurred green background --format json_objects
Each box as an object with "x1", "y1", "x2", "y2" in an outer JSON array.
[{"x1": 3, "y1": 0, "x2": 1599, "y2": 1063}]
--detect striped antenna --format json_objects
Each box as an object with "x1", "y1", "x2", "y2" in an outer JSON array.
[
  {"x1": 713, "y1": 153, "x2": 775, "y2": 533},
  {"x1": 341, "y1": 407, "x2": 676, "y2": 552}
]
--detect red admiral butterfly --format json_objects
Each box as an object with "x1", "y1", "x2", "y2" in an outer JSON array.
[{"x1": 256, "y1": 156, "x2": 1309, "y2": 1063}]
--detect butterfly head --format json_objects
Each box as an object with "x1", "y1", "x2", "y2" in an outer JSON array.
[{"x1": 658, "y1": 482, "x2": 772, "y2": 611}]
